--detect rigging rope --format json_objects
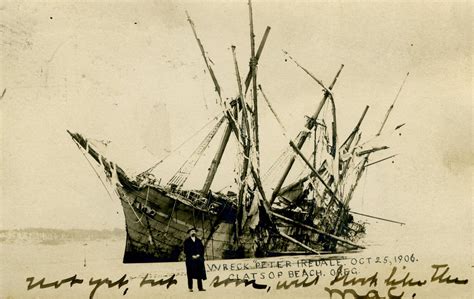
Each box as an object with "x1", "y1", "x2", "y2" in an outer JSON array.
[
  {"x1": 123, "y1": 194, "x2": 145, "y2": 227},
  {"x1": 140, "y1": 114, "x2": 221, "y2": 176},
  {"x1": 165, "y1": 199, "x2": 178, "y2": 233},
  {"x1": 134, "y1": 185, "x2": 150, "y2": 224},
  {"x1": 263, "y1": 148, "x2": 292, "y2": 183},
  {"x1": 72, "y1": 137, "x2": 147, "y2": 227},
  {"x1": 168, "y1": 116, "x2": 226, "y2": 189},
  {"x1": 259, "y1": 85, "x2": 311, "y2": 188},
  {"x1": 360, "y1": 167, "x2": 368, "y2": 209},
  {"x1": 72, "y1": 140, "x2": 115, "y2": 202}
]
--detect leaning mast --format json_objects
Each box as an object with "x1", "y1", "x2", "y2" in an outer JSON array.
[{"x1": 270, "y1": 64, "x2": 344, "y2": 204}]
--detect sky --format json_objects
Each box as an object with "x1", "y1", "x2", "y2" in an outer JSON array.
[{"x1": 0, "y1": 1, "x2": 471, "y2": 259}]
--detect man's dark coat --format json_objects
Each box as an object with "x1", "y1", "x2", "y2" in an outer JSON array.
[{"x1": 183, "y1": 237, "x2": 207, "y2": 280}]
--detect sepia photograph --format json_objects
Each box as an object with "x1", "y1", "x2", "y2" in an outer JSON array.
[{"x1": 1, "y1": 0, "x2": 471, "y2": 298}]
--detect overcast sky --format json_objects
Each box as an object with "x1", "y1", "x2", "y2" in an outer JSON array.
[{"x1": 1, "y1": 1, "x2": 471, "y2": 258}]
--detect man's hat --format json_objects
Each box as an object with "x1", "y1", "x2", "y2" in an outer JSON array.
[{"x1": 187, "y1": 227, "x2": 197, "y2": 233}]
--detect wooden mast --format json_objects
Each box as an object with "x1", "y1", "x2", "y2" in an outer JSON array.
[
  {"x1": 246, "y1": 26, "x2": 271, "y2": 95},
  {"x1": 232, "y1": 45, "x2": 252, "y2": 238},
  {"x1": 200, "y1": 27, "x2": 271, "y2": 195},
  {"x1": 186, "y1": 11, "x2": 223, "y2": 102},
  {"x1": 248, "y1": 0, "x2": 260, "y2": 167},
  {"x1": 201, "y1": 104, "x2": 237, "y2": 194},
  {"x1": 340, "y1": 105, "x2": 369, "y2": 152},
  {"x1": 270, "y1": 64, "x2": 344, "y2": 204},
  {"x1": 323, "y1": 106, "x2": 369, "y2": 229},
  {"x1": 338, "y1": 105, "x2": 370, "y2": 181},
  {"x1": 377, "y1": 72, "x2": 409, "y2": 136},
  {"x1": 329, "y1": 96, "x2": 338, "y2": 191}
]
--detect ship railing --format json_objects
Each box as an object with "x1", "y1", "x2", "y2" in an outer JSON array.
[
  {"x1": 167, "y1": 186, "x2": 232, "y2": 215},
  {"x1": 173, "y1": 188, "x2": 207, "y2": 204}
]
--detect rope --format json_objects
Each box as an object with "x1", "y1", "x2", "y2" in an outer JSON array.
[
  {"x1": 259, "y1": 85, "x2": 288, "y2": 135},
  {"x1": 201, "y1": 209, "x2": 206, "y2": 243},
  {"x1": 282, "y1": 50, "x2": 334, "y2": 98},
  {"x1": 134, "y1": 186, "x2": 150, "y2": 224},
  {"x1": 165, "y1": 199, "x2": 177, "y2": 233},
  {"x1": 360, "y1": 167, "x2": 368, "y2": 209},
  {"x1": 123, "y1": 194, "x2": 145, "y2": 227},
  {"x1": 259, "y1": 84, "x2": 336, "y2": 185},
  {"x1": 140, "y1": 114, "x2": 221, "y2": 175},
  {"x1": 192, "y1": 203, "x2": 196, "y2": 228},
  {"x1": 203, "y1": 199, "x2": 230, "y2": 255},
  {"x1": 73, "y1": 138, "x2": 147, "y2": 227},
  {"x1": 167, "y1": 115, "x2": 225, "y2": 188},
  {"x1": 263, "y1": 148, "x2": 292, "y2": 183},
  {"x1": 72, "y1": 140, "x2": 115, "y2": 202}
]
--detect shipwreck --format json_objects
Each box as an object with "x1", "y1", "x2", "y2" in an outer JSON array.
[{"x1": 68, "y1": 1, "x2": 407, "y2": 263}]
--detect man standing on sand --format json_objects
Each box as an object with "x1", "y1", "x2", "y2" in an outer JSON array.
[{"x1": 183, "y1": 227, "x2": 207, "y2": 292}]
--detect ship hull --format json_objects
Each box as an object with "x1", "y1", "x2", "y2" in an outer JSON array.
[{"x1": 114, "y1": 176, "x2": 256, "y2": 262}]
